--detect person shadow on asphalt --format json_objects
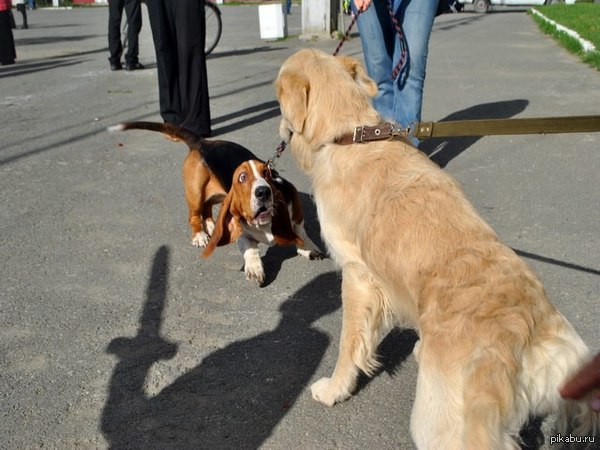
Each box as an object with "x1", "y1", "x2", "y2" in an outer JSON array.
[{"x1": 100, "y1": 246, "x2": 341, "y2": 449}]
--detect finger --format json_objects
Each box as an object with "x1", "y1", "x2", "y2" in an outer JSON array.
[{"x1": 560, "y1": 354, "x2": 600, "y2": 399}]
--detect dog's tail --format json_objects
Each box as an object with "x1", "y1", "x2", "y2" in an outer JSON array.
[
  {"x1": 554, "y1": 327, "x2": 600, "y2": 438},
  {"x1": 461, "y1": 315, "x2": 599, "y2": 449},
  {"x1": 108, "y1": 121, "x2": 203, "y2": 149},
  {"x1": 527, "y1": 314, "x2": 599, "y2": 438}
]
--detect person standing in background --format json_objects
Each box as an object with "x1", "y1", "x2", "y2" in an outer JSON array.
[
  {"x1": 145, "y1": 0, "x2": 212, "y2": 137},
  {"x1": 353, "y1": 0, "x2": 438, "y2": 146},
  {"x1": 107, "y1": 0, "x2": 144, "y2": 71},
  {"x1": 0, "y1": 0, "x2": 16, "y2": 65},
  {"x1": 15, "y1": 0, "x2": 27, "y2": 29}
]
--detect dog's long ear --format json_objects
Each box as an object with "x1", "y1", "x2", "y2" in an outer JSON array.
[
  {"x1": 275, "y1": 72, "x2": 309, "y2": 134},
  {"x1": 271, "y1": 192, "x2": 304, "y2": 248},
  {"x1": 202, "y1": 191, "x2": 243, "y2": 258},
  {"x1": 337, "y1": 56, "x2": 378, "y2": 98}
]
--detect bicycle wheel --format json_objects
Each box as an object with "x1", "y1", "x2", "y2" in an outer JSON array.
[{"x1": 205, "y1": 1, "x2": 222, "y2": 55}]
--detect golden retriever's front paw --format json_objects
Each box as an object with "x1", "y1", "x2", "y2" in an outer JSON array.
[{"x1": 310, "y1": 377, "x2": 349, "y2": 406}]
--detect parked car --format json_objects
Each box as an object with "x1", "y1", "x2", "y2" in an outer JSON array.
[{"x1": 460, "y1": 0, "x2": 575, "y2": 14}]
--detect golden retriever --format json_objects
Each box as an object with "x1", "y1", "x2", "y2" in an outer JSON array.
[{"x1": 275, "y1": 48, "x2": 598, "y2": 449}]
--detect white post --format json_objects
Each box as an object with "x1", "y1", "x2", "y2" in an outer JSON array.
[
  {"x1": 259, "y1": 4, "x2": 287, "y2": 40},
  {"x1": 301, "y1": 0, "x2": 338, "y2": 40}
]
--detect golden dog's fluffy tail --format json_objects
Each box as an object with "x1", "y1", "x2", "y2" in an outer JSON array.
[
  {"x1": 529, "y1": 317, "x2": 599, "y2": 440},
  {"x1": 108, "y1": 121, "x2": 202, "y2": 149}
]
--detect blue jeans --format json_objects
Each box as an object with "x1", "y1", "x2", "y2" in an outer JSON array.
[{"x1": 355, "y1": 0, "x2": 437, "y2": 138}]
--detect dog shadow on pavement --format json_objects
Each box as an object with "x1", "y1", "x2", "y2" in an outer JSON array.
[
  {"x1": 101, "y1": 246, "x2": 340, "y2": 449},
  {"x1": 420, "y1": 99, "x2": 529, "y2": 168}
]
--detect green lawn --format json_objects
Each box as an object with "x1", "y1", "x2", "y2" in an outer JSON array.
[{"x1": 530, "y1": 4, "x2": 600, "y2": 70}]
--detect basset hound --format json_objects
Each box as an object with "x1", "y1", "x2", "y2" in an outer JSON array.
[{"x1": 109, "y1": 121, "x2": 323, "y2": 285}]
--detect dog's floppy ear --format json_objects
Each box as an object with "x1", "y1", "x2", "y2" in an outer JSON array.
[
  {"x1": 337, "y1": 55, "x2": 378, "y2": 98},
  {"x1": 276, "y1": 72, "x2": 309, "y2": 134},
  {"x1": 202, "y1": 190, "x2": 243, "y2": 258},
  {"x1": 271, "y1": 192, "x2": 304, "y2": 248}
]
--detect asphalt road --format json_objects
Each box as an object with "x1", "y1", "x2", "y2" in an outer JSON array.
[{"x1": 1, "y1": 5, "x2": 599, "y2": 450}]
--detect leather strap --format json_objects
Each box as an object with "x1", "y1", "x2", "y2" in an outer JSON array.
[
  {"x1": 335, "y1": 122, "x2": 408, "y2": 145},
  {"x1": 414, "y1": 115, "x2": 600, "y2": 140},
  {"x1": 334, "y1": 115, "x2": 600, "y2": 144}
]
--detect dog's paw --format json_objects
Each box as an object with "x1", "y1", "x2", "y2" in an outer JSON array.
[
  {"x1": 308, "y1": 249, "x2": 326, "y2": 260},
  {"x1": 297, "y1": 248, "x2": 326, "y2": 260},
  {"x1": 191, "y1": 232, "x2": 210, "y2": 248},
  {"x1": 310, "y1": 377, "x2": 349, "y2": 407},
  {"x1": 244, "y1": 262, "x2": 265, "y2": 286}
]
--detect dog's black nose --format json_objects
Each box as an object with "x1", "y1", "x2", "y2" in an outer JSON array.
[{"x1": 255, "y1": 186, "x2": 271, "y2": 202}]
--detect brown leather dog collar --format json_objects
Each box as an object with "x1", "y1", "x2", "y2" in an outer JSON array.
[{"x1": 335, "y1": 122, "x2": 409, "y2": 145}]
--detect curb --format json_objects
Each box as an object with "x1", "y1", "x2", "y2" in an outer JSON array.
[{"x1": 530, "y1": 8, "x2": 597, "y2": 53}]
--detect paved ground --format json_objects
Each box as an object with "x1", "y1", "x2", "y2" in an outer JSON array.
[{"x1": 1, "y1": 5, "x2": 599, "y2": 450}]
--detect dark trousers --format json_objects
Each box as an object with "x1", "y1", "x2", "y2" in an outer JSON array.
[
  {"x1": 146, "y1": 0, "x2": 211, "y2": 136},
  {"x1": 108, "y1": 0, "x2": 142, "y2": 65},
  {"x1": 16, "y1": 4, "x2": 27, "y2": 28},
  {"x1": 0, "y1": 10, "x2": 16, "y2": 64}
]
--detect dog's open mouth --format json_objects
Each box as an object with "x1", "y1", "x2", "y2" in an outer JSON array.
[{"x1": 253, "y1": 205, "x2": 273, "y2": 225}]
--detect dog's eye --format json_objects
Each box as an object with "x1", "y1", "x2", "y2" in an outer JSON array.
[{"x1": 239, "y1": 172, "x2": 248, "y2": 183}]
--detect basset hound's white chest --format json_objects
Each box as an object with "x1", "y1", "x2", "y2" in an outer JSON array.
[{"x1": 241, "y1": 222, "x2": 276, "y2": 246}]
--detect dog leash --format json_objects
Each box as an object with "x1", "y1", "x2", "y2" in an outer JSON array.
[
  {"x1": 270, "y1": 7, "x2": 366, "y2": 168},
  {"x1": 333, "y1": 7, "x2": 363, "y2": 57},
  {"x1": 334, "y1": 115, "x2": 600, "y2": 144}
]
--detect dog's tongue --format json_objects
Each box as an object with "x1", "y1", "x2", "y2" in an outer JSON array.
[{"x1": 255, "y1": 210, "x2": 271, "y2": 222}]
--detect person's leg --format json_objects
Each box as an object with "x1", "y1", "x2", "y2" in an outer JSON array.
[
  {"x1": 355, "y1": 0, "x2": 395, "y2": 121},
  {"x1": 0, "y1": 11, "x2": 16, "y2": 65},
  {"x1": 174, "y1": 0, "x2": 211, "y2": 136},
  {"x1": 146, "y1": 0, "x2": 182, "y2": 125},
  {"x1": 107, "y1": 0, "x2": 125, "y2": 67},
  {"x1": 123, "y1": 0, "x2": 142, "y2": 66},
  {"x1": 391, "y1": 0, "x2": 437, "y2": 130},
  {"x1": 17, "y1": 4, "x2": 28, "y2": 29}
]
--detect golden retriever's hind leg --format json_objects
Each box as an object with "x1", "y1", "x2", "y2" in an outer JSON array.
[
  {"x1": 311, "y1": 263, "x2": 385, "y2": 406},
  {"x1": 412, "y1": 341, "x2": 523, "y2": 450},
  {"x1": 463, "y1": 351, "x2": 521, "y2": 449},
  {"x1": 411, "y1": 358, "x2": 464, "y2": 450}
]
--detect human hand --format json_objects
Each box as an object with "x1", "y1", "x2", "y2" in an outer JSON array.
[
  {"x1": 560, "y1": 353, "x2": 600, "y2": 412},
  {"x1": 354, "y1": 0, "x2": 372, "y2": 12}
]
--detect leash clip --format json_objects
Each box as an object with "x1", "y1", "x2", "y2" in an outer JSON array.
[
  {"x1": 390, "y1": 123, "x2": 410, "y2": 140},
  {"x1": 268, "y1": 140, "x2": 287, "y2": 169}
]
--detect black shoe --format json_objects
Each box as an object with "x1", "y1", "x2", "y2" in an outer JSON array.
[
  {"x1": 110, "y1": 61, "x2": 122, "y2": 71},
  {"x1": 1, "y1": 60, "x2": 15, "y2": 66},
  {"x1": 125, "y1": 61, "x2": 145, "y2": 71}
]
